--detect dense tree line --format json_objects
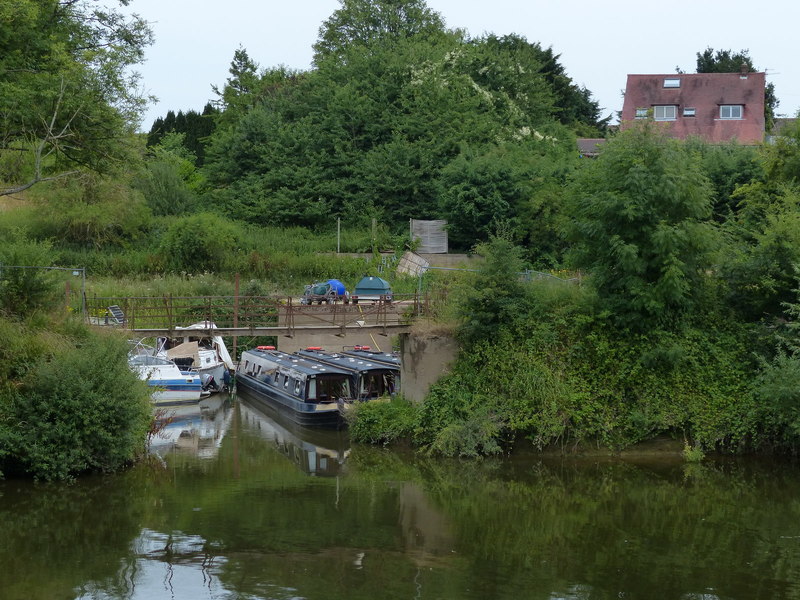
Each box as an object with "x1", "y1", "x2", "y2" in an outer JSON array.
[
  {"x1": 144, "y1": 0, "x2": 608, "y2": 255},
  {"x1": 5, "y1": 0, "x2": 800, "y2": 473}
]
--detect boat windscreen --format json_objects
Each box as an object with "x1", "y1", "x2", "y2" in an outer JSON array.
[
  {"x1": 359, "y1": 371, "x2": 396, "y2": 398},
  {"x1": 310, "y1": 375, "x2": 351, "y2": 403}
]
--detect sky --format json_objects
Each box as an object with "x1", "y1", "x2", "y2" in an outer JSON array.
[{"x1": 124, "y1": 0, "x2": 800, "y2": 132}]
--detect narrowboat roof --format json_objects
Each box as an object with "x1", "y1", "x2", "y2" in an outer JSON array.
[
  {"x1": 342, "y1": 348, "x2": 401, "y2": 367},
  {"x1": 243, "y1": 347, "x2": 352, "y2": 377},
  {"x1": 296, "y1": 348, "x2": 399, "y2": 373}
]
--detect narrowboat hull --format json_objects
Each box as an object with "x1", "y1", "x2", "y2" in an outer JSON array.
[{"x1": 236, "y1": 373, "x2": 344, "y2": 428}]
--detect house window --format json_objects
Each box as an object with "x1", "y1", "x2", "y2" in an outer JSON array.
[
  {"x1": 635, "y1": 108, "x2": 648, "y2": 119},
  {"x1": 663, "y1": 78, "x2": 681, "y2": 88},
  {"x1": 654, "y1": 105, "x2": 677, "y2": 121},
  {"x1": 683, "y1": 107, "x2": 696, "y2": 117},
  {"x1": 720, "y1": 105, "x2": 743, "y2": 119}
]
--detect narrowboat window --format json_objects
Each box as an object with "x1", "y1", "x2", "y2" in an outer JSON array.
[
  {"x1": 308, "y1": 377, "x2": 317, "y2": 400},
  {"x1": 284, "y1": 375, "x2": 289, "y2": 389},
  {"x1": 274, "y1": 371, "x2": 280, "y2": 383},
  {"x1": 316, "y1": 375, "x2": 351, "y2": 402},
  {"x1": 294, "y1": 380, "x2": 301, "y2": 395}
]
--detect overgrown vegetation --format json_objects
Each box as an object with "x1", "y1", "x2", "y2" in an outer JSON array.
[
  {"x1": 3, "y1": 0, "x2": 800, "y2": 471},
  {"x1": 0, "y1": 316, "x2": 152, "y2": 481}
]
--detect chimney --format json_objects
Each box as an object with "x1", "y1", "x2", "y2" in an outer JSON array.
[{"x1": 740, "y1": 64, "x2": 749, "y2": 79}]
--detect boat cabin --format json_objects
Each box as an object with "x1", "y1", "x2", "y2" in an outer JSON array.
[
  {"x1": 239, "y1": 347, "x2": 353, "y2": 404},
  {"x1": 296, "y1": 347, "x2": 399, "y2": 399}
]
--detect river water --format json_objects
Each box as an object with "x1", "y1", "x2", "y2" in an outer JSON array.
[{"x1": 2, "y1": 394, "x2": 800, "y2": 600}]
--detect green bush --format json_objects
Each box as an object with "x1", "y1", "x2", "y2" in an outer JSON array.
[
  {"x1": 347, "y1": 397, "x2": 418, "y2": 445},
  {"x1": 0, "y1": 322, "x2": 152, "y2": 480},
  {"x1": 159, "y1": 212, "x2": 242, "y2": 273},
  {"x1": 0, "y1": 234, "x2": 60, "y2": 317}
]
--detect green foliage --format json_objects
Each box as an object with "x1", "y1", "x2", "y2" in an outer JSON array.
[
  {"x1": 146, "y1": 104, "x2": 218, "y2": 166},
  {"x1": 753, "y1": 353, "x2": 800, "y2": 450},
  {"x1": 347, "y1": 397, "x2": 418, "y2": 445},
  {"x1": 408, "y1": 258, "x2": 762, "y2": 457},
  {"x1": 25, "y1": 174, "x2": 152, "y2": 248},
  {"x1": 0, "y1": 234, "x2": 59, "y2": 317},
  {"x1": 0, "y1": 320, "x2": 152, "y2": 480},
  {"x1": 454, "y1": 233, "x2": 529, "y2": 344},
  {"x1": 566, "y1": 123, "x2": 716, "y2": 328},
  {"x1": 158, "y1": 213, "x2": 242, "y2": 273},
  {"x1": 202, "y1": 5, "x2": 596, "y2": 233},
  {"x1": 312, "y1": 0, "x2": 446, "y2": 66},
  {"x1": 0, "y1": 0, "x2": 153, "y2": 194}
]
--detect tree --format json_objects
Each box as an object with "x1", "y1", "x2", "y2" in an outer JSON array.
[
  {"x1": 457, "y1": 233, "x2": 529, "y2": 344},
  {"x1": 566, "y1": 123, "x2": 716, "y2": 328},
  {"x1": 465, "y1": 34, "x2": 609, "y2": 135},
  {"x1": 694, "y1": 47, "x2": 778, "y2": 132},
  {"x1": 0, "y1": 0, "x2": 153, "y2": 195},
  {"x1": 313, "y1": 0, "x2": 446, "y2": 66},
  {"x1": 211, "y1": 47, "x2": 264, "y2": 127}
]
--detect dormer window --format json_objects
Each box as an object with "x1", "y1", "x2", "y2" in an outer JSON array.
[
  {"x1": 720, "y1": 105, "x2": 743, "y2": 119},
  {"x1": 663, "y1": 78, "x2": 681, "y2": 88}
]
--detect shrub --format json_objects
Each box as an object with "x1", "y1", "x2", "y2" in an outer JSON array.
[
  {"x1": 159, "y1": 213, "x2": 242, "y2": 273},
  {"x1": 0, "y1": 326, "x2": 152, "y2": 480},
  {"x1": 347, "y1": 397, "x2": 418, "y2": 445}
]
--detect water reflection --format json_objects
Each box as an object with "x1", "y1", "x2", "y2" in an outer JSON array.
[
  {"x1": 237, "y1": 396, "x2": 350, "y2": 476},
  {"x1": 6, "y1": 400, "x2": 800, "y2": 599},
  {"x1": 149, "y1": 395, "x2": 233, "y2": 458}
]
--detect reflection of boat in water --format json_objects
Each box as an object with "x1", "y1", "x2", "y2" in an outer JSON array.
[
  {"x1": 238, "y1": 396, "x2": 350, "y2": 476},
  {"x1": 150, "y1": 394, "x2": 233, "y2": 457}
]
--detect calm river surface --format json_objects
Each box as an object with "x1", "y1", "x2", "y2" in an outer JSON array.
[{"x1": 3, "y1": 394, "x2": 800, "y2": 600}]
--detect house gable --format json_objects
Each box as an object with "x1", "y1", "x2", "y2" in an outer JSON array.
[{"x1": 620, "y1": 72, "x2": 766, "y2": 144}]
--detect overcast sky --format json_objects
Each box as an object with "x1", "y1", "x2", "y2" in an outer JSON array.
[{"x1": 126, "y1": 0, "x2": 800, "y2": 132}]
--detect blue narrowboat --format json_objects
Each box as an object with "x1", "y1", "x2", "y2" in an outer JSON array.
[
  {"x1": 296, "y1": 346, "x2": 400, "y2": 400},
  {"x1": 341, "y1": 345, "x2": 401, "y2": 370},
  {"x1": 235, "y1": 346, "x2": 354, "y2": 427}
]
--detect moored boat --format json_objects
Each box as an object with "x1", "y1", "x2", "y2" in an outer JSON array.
[
  {"x1": 129, "y1": 353, "x2": 207, "y2": 406},
  {"x1": 341, "y1": 345, "x2": 402, "y2": 370},
  {"x1": 295, "y1": 346, "x2": 399, "y2": 400},
  {"x1": 156, "y1": 321, "x2": 234, "y2": 393},
  {"x1": 236, "y1": 346, "x2": 354, "y2": 427}
]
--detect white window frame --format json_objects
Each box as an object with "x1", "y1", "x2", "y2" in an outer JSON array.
[
  {"x1": 720, "y1": 105, "x2": 743, "y2": 119},
  {"x1": 635, "y1": 108, "x2": 648, "y2": 119},
  {"x1": 663, "y1": 78, "x2": 681, "y2": 88},
  {"x1": 654, "y1": 105, "x2": 677, "y2": 121},
  {"x1": 683, "y1": 107, "x2": 696, "y2": 117}
]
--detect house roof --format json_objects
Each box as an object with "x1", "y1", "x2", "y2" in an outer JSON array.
[
  {"x1": 620, "y1": 72, "x2": 766, "y2": 144},
  {"x1": 577, "y1": 138, "x2": 606, "y2": 157}
]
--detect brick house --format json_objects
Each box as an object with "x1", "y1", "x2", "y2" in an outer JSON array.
[{"x1": 620, "y1": 69, "x2": 765, "y2": 144}]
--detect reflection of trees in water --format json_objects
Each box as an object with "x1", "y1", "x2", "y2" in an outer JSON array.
[
  {"x1": 418, "y1": 457, "x2": 800, "y2": 599},
  {"x1": 0, "y1": 474, "x2": 148, "y2": 600},
  {"x1": 8, "y1": 411, "x2": 800, "y2": 600}
]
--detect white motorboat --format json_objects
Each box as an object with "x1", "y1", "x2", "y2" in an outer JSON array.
[
  {"x1": 156, "y1": 321, "x2": 234, "y2": 393},
  {"x1": 129, "y1": 353, "x2": 206, "y2": 406}
]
